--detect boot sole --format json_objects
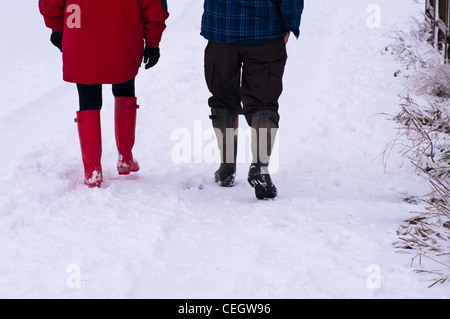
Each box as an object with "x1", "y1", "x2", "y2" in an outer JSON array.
[
  {"x1": 117, "y1": 161, "x2": 140, "y2": 175},
  {"x1": 118, "y1": 168, "x2": 139, "y2": 175},
  {"x1": 214, "y1": 170, "x2": 235, "y2": 187},
  {"x1": 248, "y1": 175, "x2": 277, "y2": 200}
]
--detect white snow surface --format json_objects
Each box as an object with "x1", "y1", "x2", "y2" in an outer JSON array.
[{"x1": 1, "y1": 0, "x2": 449, "y2": 299}]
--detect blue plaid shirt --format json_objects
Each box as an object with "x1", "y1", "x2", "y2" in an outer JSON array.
[{"x1": 201, "y1": 0, "x2": 304, "y2": 44}]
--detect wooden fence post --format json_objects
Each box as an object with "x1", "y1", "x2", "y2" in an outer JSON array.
[{"x1": 426, "y1": 0, "x2": 450, "y2": 63}]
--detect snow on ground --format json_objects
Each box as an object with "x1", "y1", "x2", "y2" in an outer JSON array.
[{"x1": 1, "y1": 0, "x2": 449, "y2": 298}]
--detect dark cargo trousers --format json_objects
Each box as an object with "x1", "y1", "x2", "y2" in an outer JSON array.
[{"x1": 204, "y1": 37, "x2": 288, "y2": 125}]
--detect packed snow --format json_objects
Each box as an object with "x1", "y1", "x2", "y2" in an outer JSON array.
[{"x1": 1, "y1": 0, "x2": 449, "y2": 298}]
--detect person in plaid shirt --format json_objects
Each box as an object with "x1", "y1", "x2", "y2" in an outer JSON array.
[{"x1": 201, "y1": 0, "x2": 304, "y2": 200}]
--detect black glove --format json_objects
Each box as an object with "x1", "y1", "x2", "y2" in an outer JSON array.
[
  {"x1": 143, "y1": 46, "x2": 160, "y2": 69},
  {"x1": 50, "y1": 32, "x2": 63, "y2": 52}
]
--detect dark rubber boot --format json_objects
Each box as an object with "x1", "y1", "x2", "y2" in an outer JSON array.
[
  {"x1": 248, "y1": 111, "x2": 279, "y2": 199},
  {"x1": 248, "y1": 164, "x2": 278, "y2": 199},
  {"x1": 210, "y1": 108, "x2": 239, "y2": 187}
]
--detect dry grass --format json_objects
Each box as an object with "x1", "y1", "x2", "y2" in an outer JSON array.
[
  {"x1": 384, "y1": 15, "x2": 450, "y2": 287},
  {"x1": 390, "y1": 96, "x2": 450, "y2": 287},
  {"x1": 384, "y1": 16, "x2": 450, "y2": 98},
  {"x1": 395, "y1": 164, "x2": 450, "y2": 287},
  {"x1": 394, "y1": 96, "x2": 450, "y2": 179}
]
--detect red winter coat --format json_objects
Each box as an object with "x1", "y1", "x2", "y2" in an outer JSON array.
[{"x1": 39, "y1": 0, "x2": 169, "y2": 84}]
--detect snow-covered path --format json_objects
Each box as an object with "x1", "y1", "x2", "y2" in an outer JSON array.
[{"x1": 1, "y1": 1, "x2": 448, "y2": 298}]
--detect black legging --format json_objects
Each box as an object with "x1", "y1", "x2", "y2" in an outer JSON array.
[{"x1": 77, "y1": 78, "x2": 135, "y2": 111}]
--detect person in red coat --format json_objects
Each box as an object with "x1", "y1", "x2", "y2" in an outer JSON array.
[{"x1": 39, "y1": 0, "x2": 169, "y2": 187}]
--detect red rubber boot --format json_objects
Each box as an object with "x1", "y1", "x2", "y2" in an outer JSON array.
[
  {"x1": 115, "y1": 96, "x2": 140, "y2": 175},
  {"x1": 75, "y1": 110, "x2": 103, "y2": 187}
]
